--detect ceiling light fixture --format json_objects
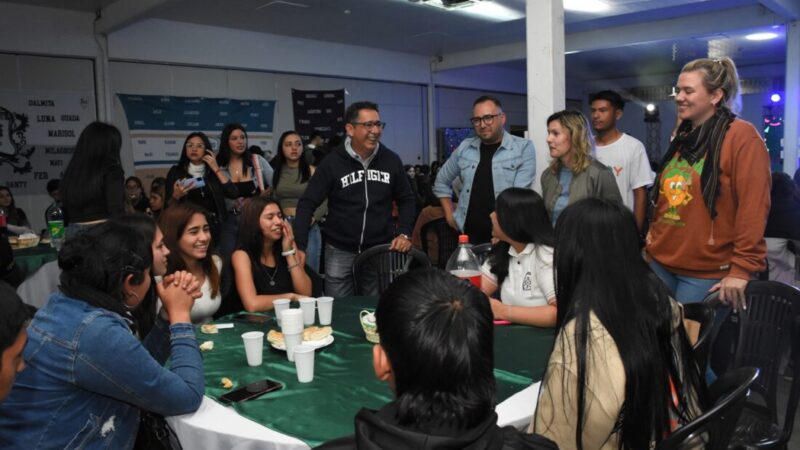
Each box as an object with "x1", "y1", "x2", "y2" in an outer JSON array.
[
  {"x1": 408, "y1": 0, "x2": 523, "y2": 21},
  {"x1": 745, "y1": 32, "x2": 779, "y2": 41},
  {"x1": 563, "y1": 0, "x2": 610, "y2": 13}
]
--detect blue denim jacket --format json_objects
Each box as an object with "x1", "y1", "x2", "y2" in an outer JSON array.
[
  {"x1": 433, "y1": 132, "x2": 536, "y2": 230},
  {"x1": 0, "y1": 292, "x2": 204, "y2": 450}
]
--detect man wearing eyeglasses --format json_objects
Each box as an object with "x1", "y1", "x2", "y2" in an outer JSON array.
[
  {"x1": 294, "y1": 101, "x2": 416, "y2": 297},
  {"x1": 433, "y1": 96, "x2": 536, "y2": 244}
]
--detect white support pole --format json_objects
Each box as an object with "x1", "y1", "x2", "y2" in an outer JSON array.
[
  {"x1": 427, "y1": 62, "x2": 438, "y2": 164},
  {"x1": 526, "y1": 0, "x2": 565, "y2": 193},
  {"x1": 784, "y1": 21, "x2": 799, "y2": 175}
]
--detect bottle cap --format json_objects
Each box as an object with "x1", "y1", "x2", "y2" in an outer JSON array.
[{"x1": 458, "y1": 234, "x2": 469, "y2": 244}]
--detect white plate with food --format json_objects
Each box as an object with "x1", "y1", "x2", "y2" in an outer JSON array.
[{"x1": 267, "y1": 326, "x2": 334, "y2": 351}]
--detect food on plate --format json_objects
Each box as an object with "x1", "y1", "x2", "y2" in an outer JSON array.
[
  {"x1": 220, "y1": 377, "x2": 233, "y2": 389},
  {"x1": 267, "y1": 326, "x2": 333, "y2": 346}
]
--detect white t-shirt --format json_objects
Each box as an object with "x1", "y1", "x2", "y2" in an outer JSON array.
[
  {"x1": 594, "y1": 133, "x2": 654, "y2": 211},
  {"x1": 481, "y1": 243, "x2": 556, "y2": 307},
  {"x1": 156, "y1": 255, "x2": 223, "y2": 324}
]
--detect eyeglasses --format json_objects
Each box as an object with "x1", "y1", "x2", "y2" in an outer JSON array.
[
  {"x1": 470, "y1": 113, "x2": 503, "y2": 127},
  {"x1": 185, "y1": 143, "x2": 206, "y2": 150},
  {"x1": 351, "y1": 121, "x2": 387, "y2": 130}
]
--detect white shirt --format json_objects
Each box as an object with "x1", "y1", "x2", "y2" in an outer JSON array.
[
  {"x1": 594, "y1": 133, "x2": 654, "y2": 211},
  {"x1": 481, "y1": 244, "x2": 556, "y2": 307},
  {"x1": 156, "y1": 255, "x2": 223, "y2": 324}
]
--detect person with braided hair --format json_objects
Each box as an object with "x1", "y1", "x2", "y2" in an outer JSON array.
[{"x1": 646, "y1": 57, "x2": 771, "y2": 310}]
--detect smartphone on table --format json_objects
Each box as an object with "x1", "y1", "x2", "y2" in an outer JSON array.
[{"x1": 219, "y1": 379, "x2": 283, "y2": 404}]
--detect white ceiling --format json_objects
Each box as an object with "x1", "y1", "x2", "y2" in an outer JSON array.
[{"x1": 3, "y1": 0, "x2": 793, "y2": 79}]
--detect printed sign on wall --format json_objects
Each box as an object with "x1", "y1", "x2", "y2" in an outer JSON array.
[
  {"x1": 0, "y1": 91, "x2": 96, "y2": 194},
  {"x1": 291, "y1": 89, "x2": 345, "y2": 143},
  {"x1": 117, "y1": 94, "x2": 276, "y2": 182}
]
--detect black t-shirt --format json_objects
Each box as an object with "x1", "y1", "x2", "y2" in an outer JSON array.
[{"x1": 463, "y1": 142, "x2": 500, "y2": 245}]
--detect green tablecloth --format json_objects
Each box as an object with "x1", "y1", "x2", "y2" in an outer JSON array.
[
  {"x1": 199, "y1": 297, "x2": 555, "y2": 447},
  {"x1": 13, "y1": 244, "x2": 58, "y2": 278}
]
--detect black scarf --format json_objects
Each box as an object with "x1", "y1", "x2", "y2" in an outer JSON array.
[{"x1": 651, "y1": 107, "x2": 736, "y2": 219}]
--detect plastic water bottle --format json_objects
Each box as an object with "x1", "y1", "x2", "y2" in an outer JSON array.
[
  {"x1": 445, "y1": 234, "x2": 482, "y2": 288},
  {"x1": 46, "y1": 203, "x2": 65, "y2": 250}
]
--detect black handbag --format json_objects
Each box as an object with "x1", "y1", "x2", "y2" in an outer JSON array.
[{"x1": 134, "y1": 411, "x2": 183, "y2": 450}]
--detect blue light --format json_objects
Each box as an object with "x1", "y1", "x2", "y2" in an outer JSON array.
[{"x1": 771, "y1": 93, "x2": 782, "y2": 103}]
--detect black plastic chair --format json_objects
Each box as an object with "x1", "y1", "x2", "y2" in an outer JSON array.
[
  {"x1": 683, "y1": 302, "x2": 716, "y2": 376},
  {"x1": 705, "y1": 280, "x2": 800, "y2": 448},
  {"x1": 419, "y1": 218, "x2": 459, "y2": 269},
  {"x1": 657, "y1": 367, "x2": 759, "y2": 450},
  {"x1": 471, "y1": 242, "x2": 492, "y2": 265},
  {"x1": 352, "y1": 244, "x2": 432, "y2": 295}
]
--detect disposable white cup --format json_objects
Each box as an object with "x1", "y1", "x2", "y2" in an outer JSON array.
[
  {"x1": 316, "y1": 297, "x2": 334, "y2": 325},
  {"x1": 273, "y1": 298, "x2": 291, "y2": 326},
  {"x1": 241, "y1": 331, "x2": 264, "y2": 367},
  {"x1": 298, "y1": 297, "x2": 316, "y2": 326},
  {"x1": 284, "y1": 332, "x2": 303, "y2": 361},
  {"x1": 293, "y1": 344, "x2": 316, "y2": 382},
  {"x1": 280, "y1": 309, "x2": 304, "y2": 334}
]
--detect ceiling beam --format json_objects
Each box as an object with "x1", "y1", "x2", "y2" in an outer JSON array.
[
  {"x1": 758, "y1": 0, "x2": 800, "y2": 20},
  {"x1": 434, "y1": 5, "x2": 786, "y2": 71},
  {"x1": 95, "y1": 0, "x2": 177, "y2": 35}
]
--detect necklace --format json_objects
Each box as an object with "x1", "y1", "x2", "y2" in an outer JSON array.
[{"x1": 260, "y1": 256, "x2": 278, "y2": 286}]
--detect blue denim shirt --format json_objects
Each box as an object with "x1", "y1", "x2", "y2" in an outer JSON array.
[
  {"x1": 433, "y1": 132, "x2": 536, "y2": 230},
  {"x1": 0, "y1": 292, "x2": 204, "y2": 450}
]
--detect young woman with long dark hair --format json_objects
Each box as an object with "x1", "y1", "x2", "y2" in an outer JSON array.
[
  {"x1": 271, "y1": 130, "x2": 326, "y2": 272},
  {"x1": 532, "y1": 198, "x2": 705, "y2": 450},
  {"x1": 165, "y1": 132, "x2": 238, "y2": 245},
  {"x1": 216, "y1": 123, "x2": 274, "y2": 260},
  {"x1": 481, "y1": 188, "x2": 556, "y2": 327},
  {"x1": 0, "y1": 186, "x2": 31, "y2": 232},
  {"x1": 647, "y1": 57, "x2": 771, "y2": 309},
  {"x1": 0, "y1": 222, "x2": 204, "y2": 448},
  {"x1": 540, "y1": 110, "x2": 621, "y2": 225},
  {"x1": 125, "y1": 176, "x2": 150, "y2": 213},
  {"x1": 225, "y1": 196, "x2": 318, "y2": 315},
  {"x1": 160, "y1": 203, "x2": 222, "y2": 323},
  {"x1": 60, "y1": 122, "x2": 126, "y2": 237}
]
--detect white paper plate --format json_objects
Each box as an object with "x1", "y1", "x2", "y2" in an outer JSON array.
[{"x1": 269, "y1": 335, "x2": 334, "y2": 351}]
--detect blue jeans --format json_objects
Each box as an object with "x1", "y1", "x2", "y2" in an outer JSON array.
[
  {"x1": 649, "y1": 259, "x2": 720, "y2": 303},
  {"x1": 324, "y1": 243, "x2": 377, "y2": 297}
]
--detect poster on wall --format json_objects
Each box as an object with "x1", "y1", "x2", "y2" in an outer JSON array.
[
  {"x1": 291, "y1": 89, "x2": 345, "y2": 144},
  {"x1": 117, "y1": 94, "x2": 276, "y2": 184},
  {"x1": 0, "y1": 91, "x2": 95, "y2": 195}
]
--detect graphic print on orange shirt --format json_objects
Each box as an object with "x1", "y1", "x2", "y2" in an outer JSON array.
[{"x1": 658, "y1": 157, "x2": 704, "y2": 225}]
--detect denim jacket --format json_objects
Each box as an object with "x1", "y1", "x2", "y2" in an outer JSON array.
[
  {"x1": 0, "y1": 292, "x2": 204, "y2": 450},
  {"x1": 433, "y1": 132, "x2": 536, "y2": 230}
]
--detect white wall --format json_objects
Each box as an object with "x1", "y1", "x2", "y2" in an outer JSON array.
[
  {"x1": 0, "y1": 3, "x2": 97, "y2": 58},
  {"x1": 109, "y1": 61, "x2": 428, "y2": 172}
]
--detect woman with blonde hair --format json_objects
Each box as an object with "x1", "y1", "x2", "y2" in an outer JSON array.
[
  {"x1": 541, "y1": 110, "x2": 622, "y2": 225},
  {"x1": 646, "y1": 57, "x2": 770, "y2": 308}
]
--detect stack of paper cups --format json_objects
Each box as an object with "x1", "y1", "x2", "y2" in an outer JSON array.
[
  {"x1": 298, "y1": 297, "x2": 316, "y2": 326},
  {"x1": 273, "y1": 298, "x2": 291, "y2": 326},
  {"x1": 280, "y1": 309, "x2": 304, "y2": 361},
  {"x1": 317, "y1": 297, "x2": 334, "y2": 326}
]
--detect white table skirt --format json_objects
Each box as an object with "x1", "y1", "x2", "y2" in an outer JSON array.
[{"x1": 167, "y1": 382, "x2": 541, "y2": 450}]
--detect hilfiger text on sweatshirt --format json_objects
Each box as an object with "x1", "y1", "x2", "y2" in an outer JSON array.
[{"x1": 340, "y1": 169, "x2": 391, "y2": 188}]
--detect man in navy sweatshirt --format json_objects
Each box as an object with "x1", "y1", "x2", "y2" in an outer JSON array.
[{"x1": 294, "y1": 101, "x2": 416, "y2": 297}]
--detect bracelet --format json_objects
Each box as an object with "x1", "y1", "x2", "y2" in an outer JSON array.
[
  {"x1": 287, "y1": 262, "x2": 300, "y2": 270},
  {"x1": 281, "y1": 248, "x2": 296, "y2": 256}
]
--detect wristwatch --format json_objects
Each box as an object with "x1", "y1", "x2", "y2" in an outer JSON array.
[{"x1": 397, "y1": 234, "x2": 410, "y2": 241}]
